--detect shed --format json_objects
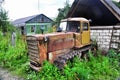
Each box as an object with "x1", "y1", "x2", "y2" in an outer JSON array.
[
  {"x1": 67, "y1": 0, "x2": 120, "y2": 26},
  {"x1": 12, "y1": 14, "x2": 53, "y2": 35}
]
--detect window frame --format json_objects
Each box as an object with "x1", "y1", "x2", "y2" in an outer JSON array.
[
  {"x1": 82, "y1": 22, "x2": 89, "y2": 31},
  {"x1": 31, "y1": 25, "x2": 36, "y2": 33}
]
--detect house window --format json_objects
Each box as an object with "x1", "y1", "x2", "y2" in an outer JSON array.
[
  {"x1": 31, "y1": 25, "x2": 35, "y2": 32},
  {"x1": 21, "y1": 26, "x2": 24, "y2": 35},
  {"x1": 40, "y1": 25, "x2": 45, "y2": 30},
  {"x1": 40, "y1": 25, "x2": 45, "y2": 34}
]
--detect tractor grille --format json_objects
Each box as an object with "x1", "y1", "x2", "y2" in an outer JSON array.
[{"x1": 27, "y1": 40, "x2": 40, "y2": 67}]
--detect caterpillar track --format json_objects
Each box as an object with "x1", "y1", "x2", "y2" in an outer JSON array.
[{"x1": 54, "y1": 45, "x2": 91, "y2": 69}]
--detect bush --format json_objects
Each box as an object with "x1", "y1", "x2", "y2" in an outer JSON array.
[{"x1": 113, "y1": 1, "x2": 120, "y2": 8}]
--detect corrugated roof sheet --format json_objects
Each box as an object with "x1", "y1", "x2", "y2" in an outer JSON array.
[{"x1": 12, "y1": 14, "x2": 38, "y2": 27}]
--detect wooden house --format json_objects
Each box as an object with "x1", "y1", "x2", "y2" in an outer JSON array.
[{"x1": 12, "y1": 14, "x2": 53, "y2": 35}]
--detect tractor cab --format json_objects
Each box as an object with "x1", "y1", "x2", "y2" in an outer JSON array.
[
  {"x1": 59, "y1": 17, "x2": 91, "y2": 46},
  {"x1": 26, "y1": 17, "x2": 91, "y2": 71},
  {"x1": 60, "y1": 18, "x2": 90, "y2": 32}
]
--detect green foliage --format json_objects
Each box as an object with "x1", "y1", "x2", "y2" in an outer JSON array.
[
  {"x1": 87, "y1": 51, "x2": 120, "y2": 80},
  {"x1": 0, "y1": 33, "x2": 120, "y2": 80},
  {"x1": 113, "y1": 0, "x2": 120, "y2": 8},
  {"x1": 0, "y1": 1, "x2": 15, "y2": 33},
  {"x1": 7, "y1": 23, "x2": 16, "y2": 33},
  {"x1": 53, "y1": 0, "x2": 71, "y2": 26},
  {"x1": 0, "y1": 32, "x2": 29, "y2": 77},
  {"x1": 47, "y1": 27, "x2": 53, "y2": 33},
  {"x1": 0, "y1": 9, "x2": 9, "y2": 32}
]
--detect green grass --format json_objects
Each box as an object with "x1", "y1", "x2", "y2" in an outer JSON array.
[{"x1": 0, "y1": 32, "x2": 120, "y2": 80}]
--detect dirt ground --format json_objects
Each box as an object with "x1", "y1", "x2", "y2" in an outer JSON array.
[
  {"x1": 0, "y1": 67, "x2": 24, "y2": 80},
  {"x1": 0, "y1": 67, "x2": 120, "y2": 80}
]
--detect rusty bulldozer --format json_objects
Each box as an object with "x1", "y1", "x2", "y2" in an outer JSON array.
[{"x1": 26, "y1": 17, "x2": 96, "y2": 71}]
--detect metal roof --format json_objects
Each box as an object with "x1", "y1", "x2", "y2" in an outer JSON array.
[{"x1": 12, "y1": 15, "x2": 38, "y2": 27}]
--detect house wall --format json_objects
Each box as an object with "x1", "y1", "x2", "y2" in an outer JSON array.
[
  {"x1": 90, "y1": 25, "x2": 120, "y2": 51},
  {"x1": 25, "y1": 23, "x2": 52, "y2": 35}
]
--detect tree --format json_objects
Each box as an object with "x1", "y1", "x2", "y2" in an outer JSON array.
[
  {"x1": 53, "y1": 0, "x2": 71, "y2": 27},
  {"x1": 0, "y1": 0, "x2": 11, "y2": 32},
  {"x1": 113, "y1": 0, "x2": 120, "y2": 8},
  {"x1": 0, "y1": 9, "x2": 9, "y2": 32}
]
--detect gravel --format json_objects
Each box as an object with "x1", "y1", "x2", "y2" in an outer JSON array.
[{"x1": 0, "y1": 67, "x2": 24, "y2": 80}]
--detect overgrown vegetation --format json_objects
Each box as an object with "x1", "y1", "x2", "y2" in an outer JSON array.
[
  {"x1": 0, "y1": 32, "x2": 120, "y2": 80},
  {"x1": 0, "y1": 0, "x2": 119, "y2": 79}
]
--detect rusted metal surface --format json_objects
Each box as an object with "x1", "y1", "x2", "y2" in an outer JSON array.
[
  {"x1": 48, "y1": 49, "x2": 70, "y2": 63},
  {"x1": 26, "y1": 31, "x2": 91, "y2": 70},
  {"x1": 74, "y1": 33, "x2": 82, "y2": 47},
  {"x1": 27, "y1": 32, "x2": 74, "y2": 40},
  {"x1": 26, "y1": 32, "x2": 74, "y2": 67},
  {"x1": 38, "y1": 41, "x2": 47, "y2": 64},
  {"x1": 27, "y1": 33, "x2": 89, "y2": 65},
  {"x1": 27, "y1": 40, "x2": 40, "y2": 68},
  {"x1": 48, "y1": 32, "x2": 74, "y2": 51},
  {"x1": 48, "y1": 38, "x2": 74, "y2": 52},
  {"x1": 25, "y1": 17, "x2": 93, "y2": 71},
  {"x1": 54, "y1": 45, "x2": 92, "y2": 69}
]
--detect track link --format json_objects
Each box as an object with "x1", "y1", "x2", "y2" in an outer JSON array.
[{"x1": 54, "y1": 45, "x2": 91, "y2": 69}]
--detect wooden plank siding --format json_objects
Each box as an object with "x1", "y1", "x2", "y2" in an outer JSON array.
[
  {"x1": 25, "y1": 14, "x2": 53, "y2": 35},
  {"x1": 26, "y1": 23, "x2": 52, "y2": 35}
]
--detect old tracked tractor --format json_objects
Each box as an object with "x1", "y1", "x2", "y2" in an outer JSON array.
[{"x1": 26, "y1": 17, "x2": 93, "y2": 71}]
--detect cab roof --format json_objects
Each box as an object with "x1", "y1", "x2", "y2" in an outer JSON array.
[{"x1": 61, "y1": 17, "x2": 89, "y2": 22}]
